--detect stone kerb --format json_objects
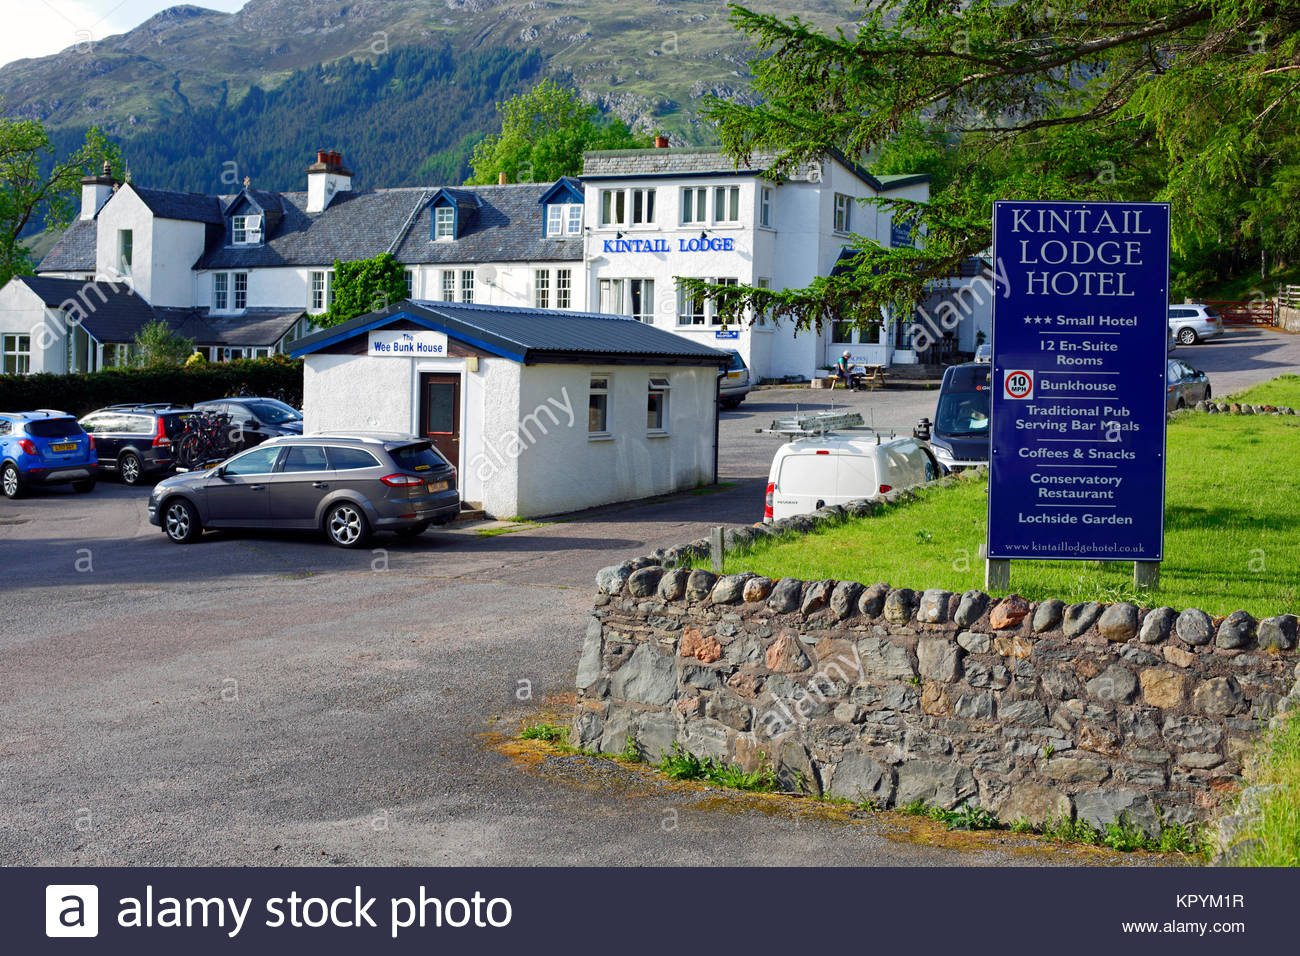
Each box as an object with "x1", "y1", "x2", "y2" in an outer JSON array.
[
  {"x1": 577, "y1": 548, "x2": 1300, "y2": 834},
  {"x1": 1193, "y1": 400, "x2": 1297, "y2": 416}
]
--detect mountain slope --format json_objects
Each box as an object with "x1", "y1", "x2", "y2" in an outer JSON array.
[{"x1": 0, "y1": 0, "x2": 859, "y2": 141}]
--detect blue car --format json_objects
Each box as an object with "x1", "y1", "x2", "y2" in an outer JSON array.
[{"x1": 0, "y1": 410, "x2": 98, "y2": 499}]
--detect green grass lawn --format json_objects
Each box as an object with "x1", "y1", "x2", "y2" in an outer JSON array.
[
  {"x1": 1226, "y1": 711, "x2": 1300, "y2": 866},
  {"x1": 708, "y1": 411, "x2": 1300, "y2": 617},
  {"x1": 1229, "y1": 374, "x2": 1300, "y2": 408}
]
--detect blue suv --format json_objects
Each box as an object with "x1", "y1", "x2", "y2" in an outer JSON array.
[{"x1": 0, "y1": 410, "x2": 98, "y2": 498}]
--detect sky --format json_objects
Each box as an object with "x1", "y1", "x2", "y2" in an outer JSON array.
[{"x1": 2, "y1": 0, "x2": 247, "y2": 68}]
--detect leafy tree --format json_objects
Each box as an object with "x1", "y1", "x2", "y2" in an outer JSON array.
[
  {"x1": 322, "y1": 253, "x2": 409, "y2": 327},
  {"x1": 132, "y1": 319, "x2": 195, "y2": 368},
  {"x1": 685, "y1": 1, "x2": 1300, "y2": 330},
  {"x1": 0, "y1": 119, "x2": 122, "y2": 286},
  {"x1": 466, "y1": 79, "x2": 652, "y2": 184}
]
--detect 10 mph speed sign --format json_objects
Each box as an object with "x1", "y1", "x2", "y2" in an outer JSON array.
[{"x1": 1003, "y1": 369, "x2": 1034, "y2": 400}]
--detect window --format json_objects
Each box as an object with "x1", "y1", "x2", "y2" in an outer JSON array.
[
  {"x1": 631, "y1": 188, "x2": 656, "y2": 225},
  {"x1": 233, "y1": 272, "x2": 248, "y2": 310},
  {"x1": 103, "y1": 344, "x2": 133, "y2": 368},
  {"x1": 629, "y1": 279, "x2": 654, "y2": 323},
  {"x1": 599, "y1": 278, "x2": 624, "y2": 315},
  {"x1": 435, "y1": 206, "x2": 455, "y2": 240},
  {"x1": 834, "y1": 193, "x2": 853, "y2": 233},
  {"x1": 404, "y1": 269, "x2": 414, "y2": 297},
  {"x1": 676, "y1": 278, "x2": 735, "y2": 326},
  {"x1": 600, "y1": 189, "x2": 627, "y2": 227},
  {"x1": 713, "y1": 185, "x2": 739, "y2": 223},
  {"x1": 681, "y1": 187, "x2": 708, "y2": 224},
  {"x1": 441, "y1": 270, "x2": 455, "y2": 301},
  {"x1": 678, "y1": 287, "x2": 706, "y2": 326},
  {"x1": 759, "y1": 187, "x2": 773, "y2": 228},
  {"x1": 224, "y1": 445, "x2": 282, "y2": 476},
  {"x1": 588, "y1": 376, "x2": 610, "y2": 436},
  {"x1": 556, "y1": 269, "x2": 572, "y2": 309},
  {"x1": 308, "y1": 271, "x2": 326, "y2": 312},
  {"x1": 213, "y1": 272, "x2": 229, "y2": 311},
  {"x1": 2, "y1": 334, "x2": 30, "y2": 374},
  {"x1": 327, "y1": 447, "x2": 381, "y2": 471},
  {"x1": 280, "y1": 445, "x2": 329, "y2": 473},
  {"x1": 832, "y1": 320, "x2": 857, "y2": 343},
  {"x1": 546, "y1": 204, "x2": 584, "y2": 236},
  {"x1": 647, "y1": 377, "x2": 670, "y2": 433},
  {"x1": 535, "y1": 270, "x2": 550, "y2": 309},
  {"x1": 460, "y1": 269, "x2": 474, "y2": 303},
  {"x1": 755, "y1": 277, "x2": 771, "y2": 328},
  {"x1": 232, "y1": 215, "x2": 250, "y2": 244},
  {"x1": 117, "y1": 229, "x2": 133, "y2": 276}
]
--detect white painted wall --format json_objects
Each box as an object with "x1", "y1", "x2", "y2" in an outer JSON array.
[
  {"x1": 513, "y1": 363, "x2": 716, "y2": 517},
  {"x1": 94, "y1": 187, "x2": 207, "y2": 307},
  {"x1": 303, "y1": 349, "x2": 717, "y2": 519},
  {"x1": 0, "y1": 283, "x2": 65, "y2": 374}
]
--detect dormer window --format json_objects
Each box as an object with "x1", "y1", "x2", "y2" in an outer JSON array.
[
  {"x1": 232, "y1": 214, "x2": 262, "y2": 245},
  {"x1": 546, "y1": 203, "x2": 583, "y2": 237},
  {"x1": 434, "y1": 206, "x2": 455, "y2": 240}
]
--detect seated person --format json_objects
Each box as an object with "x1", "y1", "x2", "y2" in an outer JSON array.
[{"x1": 836, "y1": 351, "x2": 858, "y2": 389}]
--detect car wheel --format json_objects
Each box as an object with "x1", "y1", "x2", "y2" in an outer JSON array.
[
  {"x1": 119, "y1": 452, "x2": 143, "y2": 485},
  {"x1": 1204, "y1": 386, "x2": 1212, "y2": 401},
  {"x1": 394, "y1": 521, "x2": 431, "y2": 540},
  {"x1": 924, "y1": 459, "x2": 937, "y2": 481},
  {"x1": 72, "y1": 478, "x2": 96, "y2": 493},
  {"x1": 325, "y1": 502, "x2": 370, "y2": 548},
  {"x1": 1176, "y1": 397, "x2": 1186, "y2": 410},
  {"x1": 720, "y1": 398, "x2": 742, "y2": 409},
  {"x1": 163, "y1": 497, "x2": 202, "y2": 543},
  {"x1": 1178, "y1": 327, "x2": 1197, "y2": 345},
  {"x1": 1, "y1": 463, "x2": 23, "y2": 499}
]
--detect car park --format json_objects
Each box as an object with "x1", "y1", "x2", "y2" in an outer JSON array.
[
  {"x1": 78, "y1": 405, "x2": 196, "y2": 485},
  {"x1": 0, "y1": 410, "x2": 98, "y2": 498},
  {"x1": 1167, "y1": 358, "x2": 1211, "y2": 411},
  {"x1": 762, "y1": 411, "x2": 938, "y2": 522},
  {"x1": 148, "y1": 432, "x2": 460, "y2": 548},
  {"x1": 719, "y1": 350, "x2": 752, "y2": 409},
  {"x1": 1168, "y1": 303, "x2": 1225, "y2": 345},
  {"x1": 192, "y1": 397, "x2": 303, "y2": 452}
]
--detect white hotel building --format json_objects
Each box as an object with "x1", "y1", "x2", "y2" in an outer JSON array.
[{"x1": 2, "y1": 145, "x2": 992, "y2": 380}]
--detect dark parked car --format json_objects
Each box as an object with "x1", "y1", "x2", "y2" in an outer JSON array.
[
  {"x1": 78, "y1": 405, "x2": 196, "y2": 485},
  {"x1": 192, "y1": 397, "x2": 303, "y2": 452},
  {"x1": 917, "y1": 359, "x2": 992, "y2": 471},
  {"x1": 1166, "y1": 358, "x2": 1211, "y2": 412},
  {"x1": 1, "y1": 410, "x2": 98, "y2": 498},
  {"x1": 148, "y1": 433, "x2": 459, "y2": 548}
]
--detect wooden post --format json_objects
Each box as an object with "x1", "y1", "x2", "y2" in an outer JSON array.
[
  {"x1": 1134, "y1": 561, "x2": 1160, "y2": 591},
  {"x1": 710, "y1": 526, "x2": 725, "y2": 573},
  {"x1": 985, "y1": 558, "x2": 1010, "y2": 591}
]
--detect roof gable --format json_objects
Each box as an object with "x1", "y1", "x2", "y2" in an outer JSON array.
[{"x1": 538, "y1": 177, "x2": 584, "y2": 205}]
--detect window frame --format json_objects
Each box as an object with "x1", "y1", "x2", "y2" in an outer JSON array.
[
  {"x1": 233, "y1": 271, "x2": 248, "y2": 311},
  {"x1": 680, "y1": 186, "x2": 708, "y2": 225},
  {"x1": 2, "y1": 333, "x2": 31, "y2": 375},
  {"x1": 588, "y1": 375, "x2": 612, "y2": 439},
  {"x1": 535, "y1": 269, "x2": 550, "y2": 309},
  {"x1": 117, "y1": 229, "x2": 133, "y2": 276},
  {"x1": 629, "y1": 278, "x2": 655, "y2": 323},
  {"x1": 434, "y1": 205, "x2": 456, "y2": 240},
  {"x1": 713, "y1": 185, "x2": 740, "y2": 223},
  {"x1": 759, "y1": 187, "x2": 773, "y2": 228},
  {"x1": 460, "y1": 269, "x2": 474, "y2": 303},
  {"x1": 556, "y1": 268, "x2": 572, "y2": 309},
  {"x1": 441, "y1": 270, "x2": 455, "y2": 301},
  {"x1": 599, "y1": 189, "x2": 628, "y2": 228},
  {"x1": 631, "y1": 188, "x2": 656, "y2": 226},
  {"x1": 213, "y1": 272, "x2": 229, "y2": 311},
  {"x1": 833, "y1": 193, "x2": 853, "y2": 234},
  {"x1": 565, "y1": 204, "x2": 583, "y2": 235},
  {"x1": 647, "y1": 376, "x2": 670, "y2": 435},
  {"x1": 308, "y1": 270, "x2": 326, "y2": 313}
]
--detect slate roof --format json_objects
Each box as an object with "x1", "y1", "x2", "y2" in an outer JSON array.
[
  {"x1": 15, "y1": 276, "x2": 159, "y2": 342},
  {"x1": 37, "y1": 219, "x2": 98, "y2": 273},
  {"x1": 129, "y1": 184, "x2": 225, "y2": 224},
  {"x1": 197, "y1": 188, "x2": 432, "y2": 270},
  {"x1": 390, "y1": 183, "x2": 583, "y2": 266},
  {"x1": 291, "y1": 300, "x2": 731, "y2": 366}
]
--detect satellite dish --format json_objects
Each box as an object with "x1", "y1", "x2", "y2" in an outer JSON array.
[{"x1": 476, "y1": 264, "x2": 497, "y2": 286}]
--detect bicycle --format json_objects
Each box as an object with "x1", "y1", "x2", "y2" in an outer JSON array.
[{"x1": 175, "y1": 412, "x2": 235, "y2": 469}]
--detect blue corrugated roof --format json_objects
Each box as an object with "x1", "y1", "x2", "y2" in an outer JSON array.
[{"x1": 290, "y1": 300, "x2": 732, "y2": 366}]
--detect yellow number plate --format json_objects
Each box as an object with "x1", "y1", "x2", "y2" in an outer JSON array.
[
  {"x1": 427, "y1": 480, "x2": 449, "y2": 492},
  {"x1": 51, "y1": 442, "x2": 78, "y2": 451},
  {"x1": 726, "y1": 371, "x2": 742, "y2": 379}
]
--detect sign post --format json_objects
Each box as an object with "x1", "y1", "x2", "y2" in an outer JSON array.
[{"x1": 986, "y1": 201, "x2": 1171, "y2": 586}]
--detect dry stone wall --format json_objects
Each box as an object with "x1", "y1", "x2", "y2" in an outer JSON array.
[{"x1": 575, "y1": 559, "x2": 1300, "y2": 834}]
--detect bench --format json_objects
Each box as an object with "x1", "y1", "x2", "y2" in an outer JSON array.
[{"x1": 832, "y1": 365, "x2": 887, "y2": 390}]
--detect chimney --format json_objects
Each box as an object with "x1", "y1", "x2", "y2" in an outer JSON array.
[
  {"x1": 79, "y1": 160, "x2": 118, "y2": 220},
  {"x1": 498, "y1": 172, "x2": 508, "y2": 185},
  {"x1": 306, "y1": 149, "x2": 353, "y2": 213},
  {"x1": 654, "y1": 135, "x2": 669, "y2": 149}
]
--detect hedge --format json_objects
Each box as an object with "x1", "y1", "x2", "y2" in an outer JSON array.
[{"x1": 0, "y1": 356, "x2": 304, "y2": 417}]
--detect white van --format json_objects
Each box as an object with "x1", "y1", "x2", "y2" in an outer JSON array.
[{"x1": 764, "y1": 434, "x2": 938, "y2": 522}]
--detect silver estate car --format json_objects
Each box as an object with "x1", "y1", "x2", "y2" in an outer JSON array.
[
  {"x1": 1168, "y1": 303, "x2": 1225, "y2": 345},
  {"x1": 148, "y1": 433, "x2": 459, "y2": 548}
]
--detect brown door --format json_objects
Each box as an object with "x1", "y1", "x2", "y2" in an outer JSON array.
[{"x1": 419, "y1": 372, "x2": 461, "y2": 466}]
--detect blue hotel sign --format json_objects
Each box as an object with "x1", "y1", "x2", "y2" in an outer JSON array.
[
  {"x1": 602, "y1": 236, "x2": 736, "y2": 254},
  {"x1": 987, "y1": 201, "x2": 1170, "y2": 562}
]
